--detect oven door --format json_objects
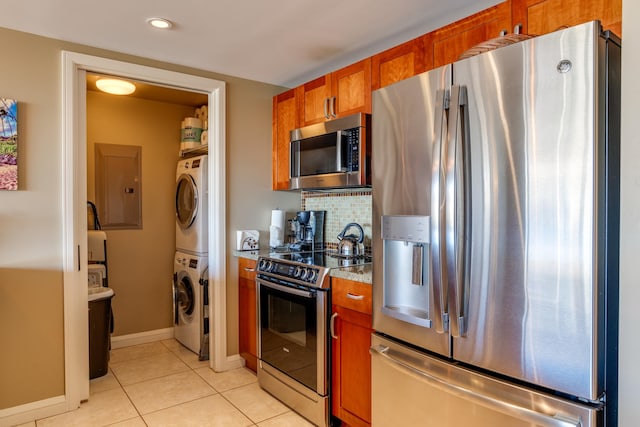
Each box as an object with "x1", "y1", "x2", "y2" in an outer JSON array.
[{"x1": 257, "y1": 278, "x2": 328, "y2": 395}]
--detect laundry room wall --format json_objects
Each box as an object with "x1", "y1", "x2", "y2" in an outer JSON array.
[{"x1": 87, "y1": 91, "x2": 195, "y2": 336}]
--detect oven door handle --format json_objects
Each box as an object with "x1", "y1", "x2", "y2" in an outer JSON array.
[{"x1": 257, "y1": 279, "x2": 315, "y2": 299}]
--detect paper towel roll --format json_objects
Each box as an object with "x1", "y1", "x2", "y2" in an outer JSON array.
[{"x1": 269, "y1": 209, "x2": 285, "y2": 247}]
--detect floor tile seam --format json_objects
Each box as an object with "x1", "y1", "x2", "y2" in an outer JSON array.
[
  {"x1": 109, "y1": 350, "x2": 182, "y2": 368},
  {"x1": 218, "y1": 387, "x2": 290, "y2": 425},
  {"x1": 117, "y1": 375, "x2": 147, "y2": 423},
  {"x1": 133, "y1": 391, "x2": 226, "y2": 419},
  {"x1": 112, "y1": 360, "x2": 193, "y2": 386},
  {"x1": 102, "y1": 415, "x2": 148, "y2": 427},
  {"x1": 117, "y1": 366, "x2": 214, "y2": 391},
  {"x1": 109, "y1": 348, "x2": 172, "y2": 364}
]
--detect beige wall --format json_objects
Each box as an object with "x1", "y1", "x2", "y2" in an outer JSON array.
[
  {"x1": 0, "y1": 26, "x2": 298, "y2": 411},
  {"x1": 87, "y1": 91, "x2": 196, "y2": 335},
  {"x1": 0, "y1": 270, "x2": 64, "y2": 409}
]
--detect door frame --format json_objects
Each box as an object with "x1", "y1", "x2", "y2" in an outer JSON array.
[{"x1": 61, "y1": 51, "x2": 236, "y2": 408}]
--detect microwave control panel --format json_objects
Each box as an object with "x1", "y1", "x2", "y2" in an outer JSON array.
[{"x1": 345, "y1": 128, "x2": 360, "y2": 171}]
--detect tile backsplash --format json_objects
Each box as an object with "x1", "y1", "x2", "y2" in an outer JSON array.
[{"x1": 301, "y1": 190, "x2": 372, "y2": 251}]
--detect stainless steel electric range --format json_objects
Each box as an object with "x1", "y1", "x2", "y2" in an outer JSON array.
[{"x1": 255, "y1": 251, "x2": 369, "y2": 427}]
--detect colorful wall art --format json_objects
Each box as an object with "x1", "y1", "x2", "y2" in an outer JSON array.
[{"x1": 0, "y1": 98, "x2": 17, "y2": 191}]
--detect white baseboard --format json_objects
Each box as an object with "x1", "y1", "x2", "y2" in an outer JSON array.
[
  {"x1": 0, "y1": 395, "x2": 68, "y2": 427},
  {"x1": 110, "y1": 327, "x2": 174, "y2": 349}
]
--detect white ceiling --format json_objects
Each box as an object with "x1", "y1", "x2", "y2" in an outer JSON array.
[{"x1": 0, "y1": 0, "x2": 501, "y2": 88}]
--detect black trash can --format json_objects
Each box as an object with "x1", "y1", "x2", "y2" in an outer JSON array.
[{"x1": 88, "y1": 287, "x2": 114, "y2": 379}]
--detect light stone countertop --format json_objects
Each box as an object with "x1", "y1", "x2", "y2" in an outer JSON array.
[{"x1": 233, "y1": 250, "x2": 372, "y2": 285}]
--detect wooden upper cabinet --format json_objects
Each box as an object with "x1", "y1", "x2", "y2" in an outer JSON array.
[
  {"x1": 272, "y1": 88, "x2": 297, "y2": 190},
  {"x1": 429, "y1": 0, "x2": 512, "y2": 69},
  {"x1": 512, "y1": 0, "x2": 621, "y2": 38},
  {"x1": 372, "y1": 37, "x2": 429, "y2": 90},
  {"x1": 297, "y1": 74, "x2": 332, "y2": 126},
  {"x1": 332, "y1": 59, "x2": 372, "y2": 118},
  {"x1": 297, "y1": 58, "x2": 372, "y2": 127}
]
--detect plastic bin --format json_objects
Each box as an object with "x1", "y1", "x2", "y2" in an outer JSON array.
[{"x1": 88, "y1": 287, "x2": 114, "y2": 379}]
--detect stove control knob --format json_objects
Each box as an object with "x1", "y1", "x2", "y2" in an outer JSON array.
[
  {"x1": 259, "y1": 259, "x2": 273, "y2": 272},
  {"x1": 300, "y1": 267, "x2": 309, "y2": 280},
  {"x1": 307, "y1": 269, "x2": 318, "y2": 282},
  {"x1": 294, "y1": 266, "x2": 303, "y2": 278}
]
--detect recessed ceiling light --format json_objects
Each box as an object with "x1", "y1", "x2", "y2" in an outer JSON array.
[
  {"x1": 147, "y1": 17, "x2": 173, "y2": 29},
  {"x1": 95, "y1": 78, "x2": 136, "y2": 95}
]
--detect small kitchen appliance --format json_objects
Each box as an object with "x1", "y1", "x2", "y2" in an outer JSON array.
[
  {"x1": 336, "y1": 222, "x2": 365, "y2": 257},
  {"x1": 290, "y1": 210, "x2": 325, "y2": 252},
  {"x1": 289, "y1": 113, "x2": 370, "y2": 190}
]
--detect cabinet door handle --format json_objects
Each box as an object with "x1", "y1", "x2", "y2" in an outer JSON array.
[
  {"x1": 330, "y1": 96, "x2": 337, "y2": 118},
  {"x1": 330, "y1": 312, "x2": 338, "y2": 339},
  {"x1": 243, "y1": 267, "x2": 256, "y2": 272},
  {"x1": 346, "y1": 293, "x2": 364, "y2": 300},
  {"x1": 324, "y1": 97, "x2": 330, "y2": 119}
]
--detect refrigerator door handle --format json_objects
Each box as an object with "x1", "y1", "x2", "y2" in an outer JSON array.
[
  {"x1": 370, "y1": 344, "x2": 582, "y2": 427},
  {"x1": 446, "y1": 84, "x2": 469, "y2": 337},
  {"x1": 430, "y1": 88, "x2": 449, "y2": 334}
]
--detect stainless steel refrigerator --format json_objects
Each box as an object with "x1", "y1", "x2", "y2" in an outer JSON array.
[{"x1": 371, "y1": 21, "x2": 620, "y2": 427}]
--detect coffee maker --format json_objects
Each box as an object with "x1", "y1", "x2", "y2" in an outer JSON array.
[{"x1": 290, "y1": 210, "x2": 325, "y2": 252}]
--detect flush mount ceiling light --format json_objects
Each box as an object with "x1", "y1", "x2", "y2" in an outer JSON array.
[
  {"x1": 147, "y1": 17, "x2": 173, "y2": 29},
  {"x1": 95, "y1": 78, "x2": 136, "y2": 95}
]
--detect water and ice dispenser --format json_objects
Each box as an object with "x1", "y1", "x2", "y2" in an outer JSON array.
[{"x1": 381, "y1": 216, "x2": 432, "y2": 328}]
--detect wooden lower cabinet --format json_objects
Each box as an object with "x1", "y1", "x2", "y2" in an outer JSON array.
[
  {"x1": 331, "y1": 278, "x2": 372, "y2": 427},
  {"x1": 238, "y1": 258, "x2": 257, "y2": 372}
]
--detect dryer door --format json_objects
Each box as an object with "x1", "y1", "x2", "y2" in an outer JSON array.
[
  {"x1": 176, "y1": 174, "x2": 198, "y2": 229},
  {"x1": 174, "y1": 271, "x2": 195, "y2": 324}
]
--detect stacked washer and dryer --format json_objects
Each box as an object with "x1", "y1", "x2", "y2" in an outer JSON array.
[{"x1": 173, "y1": 154, "x2": 209, "y2": 360}]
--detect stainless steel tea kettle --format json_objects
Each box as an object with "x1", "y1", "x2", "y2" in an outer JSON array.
[{"x1": 337, "y1": 223, "x2": 364, "y2": 257}]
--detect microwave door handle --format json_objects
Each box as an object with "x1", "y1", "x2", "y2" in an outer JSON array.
[
  {"x1": 336, "y1": 131, "x2": 343, "y2": 171},
  {"x1": 446, "y1": 85, "x2": 469, "y2": 338},
  {"x1": 430, "y1": 88, "x2": 449, "y2": 334}
]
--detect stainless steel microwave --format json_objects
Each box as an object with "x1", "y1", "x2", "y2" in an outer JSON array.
[{"x1": 289, "y1": 113, "x2": 371, "y2": 190}]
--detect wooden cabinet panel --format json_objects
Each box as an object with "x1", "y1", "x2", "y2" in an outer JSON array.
[
  {"x1": 512, "y1": 0, "x2": 622, "y2": 37},
  {"x1": 332, "y1": 278, "x2": 372, "y2": 315},
  {"x1": 372, "y1": 37, "x2": 428, "y2": 90},
  {"x1": 298, "y1": 75, "x2": 332, "y2": 126},
  {"x1": 332, "y1": 58, "x2": 372, "y2": 117},
  {"x1": 298, "y1": 59, "x2": 372, "y2": 127},
  {"x1": 272, "y1": 88, "x2": 297, "y2": 190},
  {"x1": 238, "y1": 258, "x2": 257, "y2": 372},
  {"x1": 430, "y1": 1, "x2": 512, "y2": 68},
  {"x1": 331, "y1": 277, "x2": 372, "y2": 427}
]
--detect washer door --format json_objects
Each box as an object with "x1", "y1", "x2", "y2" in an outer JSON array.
[
  {"x1": 174, "y1": 271, "x2": 195, "y2": 324},
  {"x1": 175, "y1": 174, "x2": 198, "y2": 229}
]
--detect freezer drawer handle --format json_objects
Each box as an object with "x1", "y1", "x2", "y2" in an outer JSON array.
[{"x1": 370, "y1": 344, "x2": 582, "y2": 427}]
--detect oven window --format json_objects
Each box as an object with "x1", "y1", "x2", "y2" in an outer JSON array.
[{"x1": 259, "y1": 284, "x2": 318, "y2": 392}]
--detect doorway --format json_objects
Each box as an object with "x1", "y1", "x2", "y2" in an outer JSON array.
[{"x1": 62, "y1": 52, "x2": 235, "y2": 409}]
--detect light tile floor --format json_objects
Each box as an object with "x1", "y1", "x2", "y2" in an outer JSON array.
[{"x1": 15, "y1": 339, "x2": 313, "y2": 427}]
